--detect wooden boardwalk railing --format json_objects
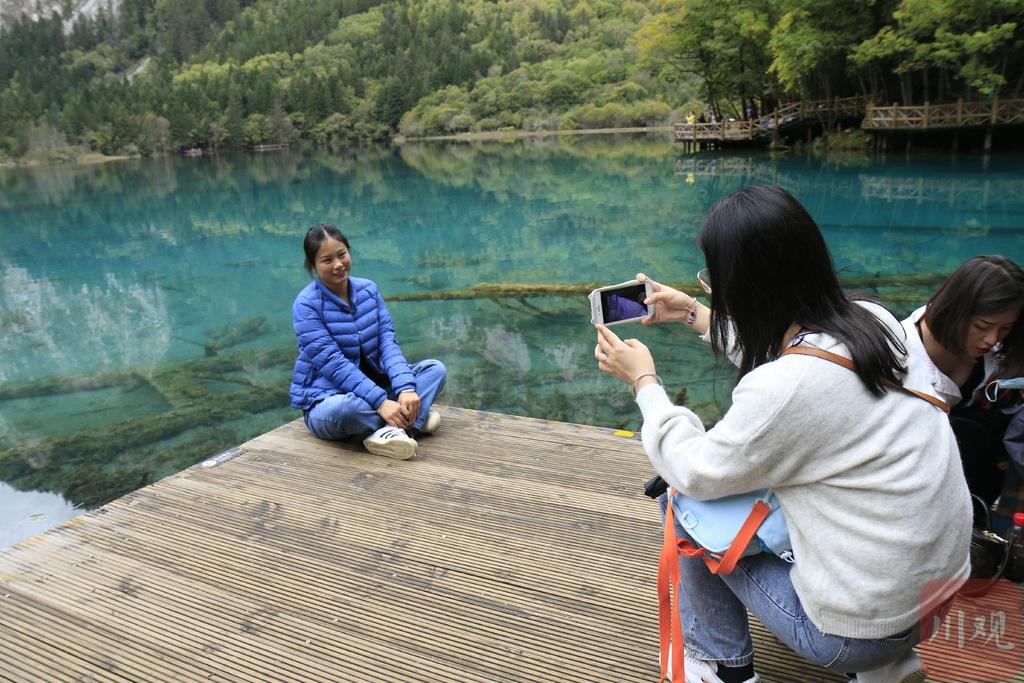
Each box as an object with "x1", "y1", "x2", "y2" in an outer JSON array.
[
  {"x1": 675, "y1": 120, "x2": 763, "y2": 142},
  {"x1": 864, "y1": 97, "x2": 1024, "y2": 129},
  {"x1": 674, "y1": 96, "x2": 868, "y2": 143},
  {"x1": 675, "y1": 95, "x2": 1024, "y2": 143}
]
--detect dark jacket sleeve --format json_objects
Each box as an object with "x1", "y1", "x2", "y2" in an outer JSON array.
[
  {"x1": 374, "y1": 288, "x2": 415, "y2": 392},
  {"x1": 293, "y1": 294, "x2": 387, "y2": 409},
  {"x1": 1007, "y1": 408, "x2": 1024, "y2": 479}
]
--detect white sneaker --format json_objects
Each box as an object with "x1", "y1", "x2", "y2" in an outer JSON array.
[
  {"x1": 363, "y1": 426, "x2": 417, "y2": 460},
  {"x1": 668, "y1": 653, "x2": 760, "y2": 683},
  {"x1": 851, "y1": 651, "x2": 924, "y2": 683},
  {"x1": 423, "y1": 410, "x2": 441, "y2": 434}
]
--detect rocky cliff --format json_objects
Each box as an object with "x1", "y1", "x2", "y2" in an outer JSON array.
[{"x1": 0, "y1": 0, "x2": 122, "y2": 34}]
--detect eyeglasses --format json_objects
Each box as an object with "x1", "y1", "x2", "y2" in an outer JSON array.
[{"x1": 696, "y1": 268, "x2": 712, "y2": 294}]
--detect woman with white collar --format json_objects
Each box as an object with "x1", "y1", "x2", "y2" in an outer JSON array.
[{"x1": 902, "y1": 255, "x2": 1024, "y2": 511}]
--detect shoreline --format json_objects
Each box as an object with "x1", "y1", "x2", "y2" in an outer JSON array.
[
  {"x1": 0, "y1": 153, "x2": 135, "y2": 169},
  {"x1": 396, "y1": 125, "x2": 675, "y2": 143}
]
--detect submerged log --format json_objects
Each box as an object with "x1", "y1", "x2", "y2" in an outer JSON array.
[
  {"x1": 387, "y1": 273, "x2": 950, "y2": 303},
  {"x1": 0, "y1": 371, "x2": 148, "y2": 402},
  {"x1": 0, "y1": 347, "x2": 293, "y2": 403},
  {"x1": 203, "y1": 316, "x2": 267, "y2": 356},
  {"x1": 0, "y1": 384, "x2": 288, "y2": 473}
]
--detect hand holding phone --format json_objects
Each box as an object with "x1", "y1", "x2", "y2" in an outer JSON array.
[
  {"x1": 637, "y1": 273, "x2": 698, "y2": 325},
  {"x1": 588, "y1": 279, "x2": 654, "y2": 326},
  {"x1": 594, "y1": 324, "x2": 656, "y2": 387}
]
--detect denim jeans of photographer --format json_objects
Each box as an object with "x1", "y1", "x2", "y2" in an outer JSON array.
[{"x1": 658, "y1": 494, "x2": 919, "y2": 672}]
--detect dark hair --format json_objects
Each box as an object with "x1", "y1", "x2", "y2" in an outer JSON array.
[
  {"x1": 303, "y1": 223, "x2": 350, "y2": 274},
  {"x1": 924, "y1": 255, "x2": 1024, "y2": 377},
  {"x1": 699, "y1": 185, "x2": 905, "y2": 396}
]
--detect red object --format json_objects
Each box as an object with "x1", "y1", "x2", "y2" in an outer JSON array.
[
  {"x1": 658, "y1": 491, "x2": 773, "y2": 682},
  {"x1": 1014, "y1": 512, "x2": 1024, "y2": 527}
]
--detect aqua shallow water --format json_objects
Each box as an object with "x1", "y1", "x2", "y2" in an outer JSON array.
[{"x1": 1, "y1": 136, "x2": 1022, "y2": 544}]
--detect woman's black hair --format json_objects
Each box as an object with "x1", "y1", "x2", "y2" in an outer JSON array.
[
  {"x1": 924, "y1": 255, "x2": 1024, "y2": 377},
  {"x1": 303, "y1": 223, "x2": 350, "y2": 274},
  {"x1": 699, "y1": 184, "x2": 905, "y2": 396}
]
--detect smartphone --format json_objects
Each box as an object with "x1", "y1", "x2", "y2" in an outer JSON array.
[{"x1": 588, "y1": 279, "x2": 654, "y2": 326}]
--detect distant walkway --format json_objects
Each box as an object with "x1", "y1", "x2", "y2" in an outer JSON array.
[
  {"x1": 674, "y1": 96, "x2": 1024, "y2": 143},
  {"x1": 674, "y1": 96, "x2": 868, "y2": 143},
  {"x1": 863, "y1": 97, "x2": 1024, "y2": 130}
]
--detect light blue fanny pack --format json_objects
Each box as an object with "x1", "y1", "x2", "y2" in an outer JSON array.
[{"x1": 670, "y1": 488, "x2": 794, "y2": 563}]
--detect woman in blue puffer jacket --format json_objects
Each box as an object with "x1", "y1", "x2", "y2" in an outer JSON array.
[{"x1": 290, "y1": 223, "x2": 447, "y2": 460}]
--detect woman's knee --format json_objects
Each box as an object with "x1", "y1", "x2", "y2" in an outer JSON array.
[
  {"x1": 421, "y1": 358, "x2": 446, "y2": 377},
  {"x1": 416, "y1": 359, "x2": 447, "y2": 386},
  {"x1": 310, "y1": 394, "x2": 378, "y2": 434}
]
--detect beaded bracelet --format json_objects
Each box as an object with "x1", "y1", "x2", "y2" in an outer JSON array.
[{"x1": 683, "y1": 300, "x2": 698, "y2": 328}]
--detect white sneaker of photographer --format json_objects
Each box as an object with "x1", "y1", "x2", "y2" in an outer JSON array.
[
  {"x1": 423, "y1": 410, "x2": 441, "y2": 434},
  {"x1": 363, "y1": 426, "x2": 417, "y2": 460},
  {"x1": 664, "y1": 650, "x2": 760, "y2": 683}
]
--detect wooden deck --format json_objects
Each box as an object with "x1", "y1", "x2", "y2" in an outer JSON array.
[{"x1": 0, "y1": 407, "x2": 1017, "y2": 681}]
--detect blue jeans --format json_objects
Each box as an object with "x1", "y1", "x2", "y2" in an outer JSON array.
[
  {"x1": 303, "y1": 359, "x2": 446, "y2": 440},
  {"x1": 659, "y1": 494, "x2": 920, "y2": 672}
]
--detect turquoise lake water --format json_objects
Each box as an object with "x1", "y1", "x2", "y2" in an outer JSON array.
[{"x1": 1, "y1": 135, "x2": 1022, "y2": 546}]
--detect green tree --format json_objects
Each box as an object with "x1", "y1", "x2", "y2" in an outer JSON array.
[
  {"x1": 155, "y1": 0, "x2": 211, "y2": 61},
  {"x1": 637, "y1": 0, "x2": 775, "y2": 116},
  {"x1": 850, "y1": 0, "x2": 1024, "y2": 102},
  {"x1": 767, "y1": 0, "x2": 890, "y2": 100},
  {"x1": 226, "y1": 82, "x2": 246, "y2": 147},
  {"x1": 140, "y1": 111, "x2": 171, "y2": 154},
  {"x1": 242, "y1": 112, "x2": 272, "y2": 144}
]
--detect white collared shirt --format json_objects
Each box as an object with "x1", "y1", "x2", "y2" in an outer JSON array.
[{"x1": 902, "y1": 306, "x2": 1000, "y2": 408}]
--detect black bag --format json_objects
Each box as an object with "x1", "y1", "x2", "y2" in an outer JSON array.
[
  {"x1": 643, "y1": 474, "x2": 668, "y2": 500},
  {"x1": 970, "y1": 527, "x2": 1011, "y2": 580},
  {"x1": 966, "y1": 496, "x2": 1024, "y2": 593}
]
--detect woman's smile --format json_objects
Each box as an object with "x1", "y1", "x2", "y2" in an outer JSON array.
[{"x1": 314, "y1": 236, "x2": 353, "y2": 296}]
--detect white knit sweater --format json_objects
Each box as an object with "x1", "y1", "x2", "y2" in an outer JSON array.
[{"x1": 636, "y1": 303, "x2": 972, "y2": 638}]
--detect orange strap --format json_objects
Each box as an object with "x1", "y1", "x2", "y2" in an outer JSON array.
[
  {"x1": 779, "y1": 346, "x2": 951, "y2": 413},
  {"x1": 658, "y1": 492, "x2": 773, "y2": 682},
  {"x1": 699, "y1": 498, "x2": 773, "y2": 575},
  {"x1": 658, "y1": 493, "x2": 685, "y2": 683}
]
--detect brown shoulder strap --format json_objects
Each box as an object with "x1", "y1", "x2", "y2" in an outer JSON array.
[{"x1": 780, "y1": 346, "x2": 950, "y2": 414}]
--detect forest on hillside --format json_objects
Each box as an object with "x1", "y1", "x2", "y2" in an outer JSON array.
[{"x1": 0, "y1": 0, "x2": 1021, "y2": 161}]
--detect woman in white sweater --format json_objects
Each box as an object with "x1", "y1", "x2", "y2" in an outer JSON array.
[{"x1": 595, "y1": 185, "x2": 971, "y2": 683}]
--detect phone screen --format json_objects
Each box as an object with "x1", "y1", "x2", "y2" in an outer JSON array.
[{"x1": 600, "y1": 284, "x2": 648, "y2": 323}]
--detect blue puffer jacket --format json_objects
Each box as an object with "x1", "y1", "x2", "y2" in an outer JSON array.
[{"x1": 290, "y1": 277, "x2": 415, "y2": 411}]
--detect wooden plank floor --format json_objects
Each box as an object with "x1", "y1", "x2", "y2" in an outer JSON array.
[{"x1": 0, "y1": 407, "x2": 1014, "y2": 682}]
